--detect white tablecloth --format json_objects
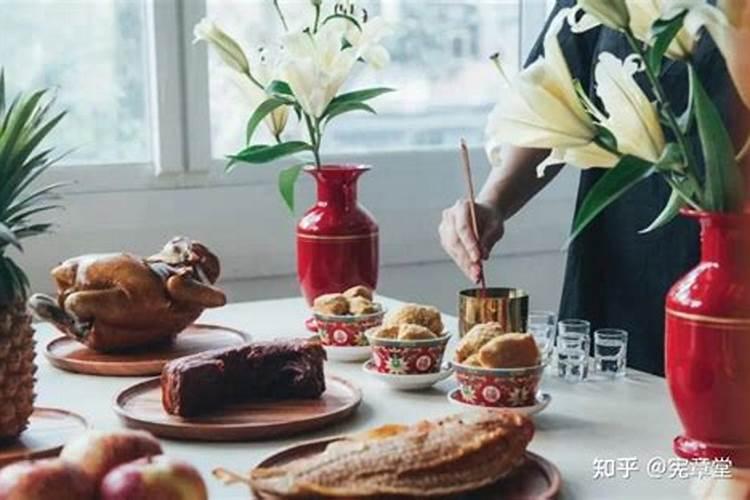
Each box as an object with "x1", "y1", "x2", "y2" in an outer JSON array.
[{"x1": 35, "y1": 296, "x2": 690, "y2": 499}]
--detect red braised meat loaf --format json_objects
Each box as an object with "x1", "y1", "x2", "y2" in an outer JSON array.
[{"x1": 161, "y1": 338, "x2": 326, "y2": 417}]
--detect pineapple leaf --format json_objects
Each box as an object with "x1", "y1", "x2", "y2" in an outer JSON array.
[
  {"x1": 0, "y1": 223, "x2": 22, "y2": 251},
  {"x1": 0, "y1": 74, "x2": 65, "y2": 303},
  {"x1": 0, "y1": 70, "x2": 4, "y2": 118}
]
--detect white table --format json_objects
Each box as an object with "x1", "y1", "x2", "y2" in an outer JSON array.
[{"x1": 35, "y1": 296, "x2": 691, "y2": 499}]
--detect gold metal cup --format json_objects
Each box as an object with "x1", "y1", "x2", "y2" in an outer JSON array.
[{"x1": 458, "y1": 288, "x2": 529, "y2": 337}]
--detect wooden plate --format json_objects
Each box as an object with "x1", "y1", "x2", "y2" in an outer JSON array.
[
  {"x1": 45, "y1": 324, "x2": 250, "y2": 376},
  {"x1": 0, "y1": 407, "x2": 89, "y2": 466},
  {"x1": 113, "y1": 375, "x2": 362, "y2": 442},
  {"x1": 251, "y1": 437, "x2": 561, "y2": 500}
]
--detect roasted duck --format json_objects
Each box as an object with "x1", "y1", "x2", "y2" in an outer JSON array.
[
  {"x1": 28, "y1": 237, "x2": 226, "y2": 352},
  {"x1": 244, "y1": 411, "x2": 534, "y2": 498}
]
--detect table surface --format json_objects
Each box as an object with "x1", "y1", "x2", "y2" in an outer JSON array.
[{"x1": 34, "y1": 296, "x2": 691, "y2": 500}]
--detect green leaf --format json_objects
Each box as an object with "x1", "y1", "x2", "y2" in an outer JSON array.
[
  {"x1": 245, "y1": 98, "x2": 286, "y2": 144},
  {"x1": 323, "y1": 101, "x2": 375, "y2": 124},
  {"x1": 278, "y1": 163, "x2": 305, "y2": 212},
  {"x1": 647, "y1": 11, "x2": 687, "y2": 75},
  {"x1": 0, "y1": 222, "x2": 21, "y2": 251},
  {"x1": 227, "y1": 141, "x2": 312, "y2": 171},
  {"x1": 328, "y1": 87, "x2": 395, "y2": 108},
  {"x1": 691, "y1": 65, "x2": 745, "y2": 211},
  {"x1": 567, "y1": 155, "x2": 654, "y2": 245},
  {"x1": 266, "y1": 80, "x2": 294, "y2": 99},
  {"x1": 640, "y1": 185, "x2": 687, "y2": 234},
  {"x1": 678, "y1": 64, "x2": 695, "y2": 134}
]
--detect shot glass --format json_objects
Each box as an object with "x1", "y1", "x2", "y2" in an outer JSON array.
[
  {"x1": 594, "y1": 328, "x2": 628, "y2": 379},
  {"x1": 556, "y1": 319, "x2": 591, "y2": 382},
  {"x1": 528, "y1": 311, "x2": 556, "y2": 363}
]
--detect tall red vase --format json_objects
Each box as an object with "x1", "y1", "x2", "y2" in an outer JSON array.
[
  {"x1": 297, "y1": 164, "x2": 379, "y2": 305},
  {"x1": 666, "y1": 210, "x2": 750, "y2": 466}
]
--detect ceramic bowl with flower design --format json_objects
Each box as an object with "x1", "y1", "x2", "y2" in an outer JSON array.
[
  {"x1": 365, "y1": 330, "x2": 451, "y2": 375},
  {"x1": 314, "y1": 306, "x2": 385, "y2": 348},
  {"x1": 451, "y1": 361, "x2": 544, "y2": 408}
]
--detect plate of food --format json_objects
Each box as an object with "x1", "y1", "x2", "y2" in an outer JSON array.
[
  {"x1": 0, "y1": 408, "x2": 89, "y2": 466},
  {"x1": 45, "y1": 324, "x2": 249, "y2": 377},
  {"x1": 450, "y1": 323, "x2": 548, "y2": 411},
  {"x1": 31, "y1": 237, "x2": 248, "y2": 376},
  {"x1": 113, "y1": 338, "x2": 361, "y2": 441},
  {"x1": 214, "y1": 411, "x2": 561, "y2": 499},
  {"x1": 362, "y1": 360, "x2": 453, "y2": 390},
  {"x1": 311, "y1": 286, "x2": 385, "y2": 362}
]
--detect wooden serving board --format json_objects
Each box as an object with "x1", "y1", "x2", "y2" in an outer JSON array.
[
  {"x1": 45, "y1": 324, "x2": 250, "y2": 376},
  {"x1": 250, "y1": 437, "x2": 561, "y2": 500},
  {"x1": 0, "y1": 407, "x2": 88, "y2": 466},
  {"x1": 113, "y1": 375, "x2": 362, "y2": 442}
]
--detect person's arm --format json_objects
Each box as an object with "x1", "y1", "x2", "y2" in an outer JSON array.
[{"x1": 439, "y1": 146, "x2": 561, "y2": 283}]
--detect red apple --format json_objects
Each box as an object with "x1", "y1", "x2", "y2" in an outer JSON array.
[
  {"x1": 0, "y1": 458, "x2": 95, "y2": 500},
  {"x1": 100, "y1": 455, "x2": 207, "y2": 500},
  {"x1": 60, "y1": 429, "x2": 162, "y2": 485}
]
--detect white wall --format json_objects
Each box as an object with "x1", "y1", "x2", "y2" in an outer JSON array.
[{"x1": 19, "y1": 156, "x2": 578, "y2": 315}]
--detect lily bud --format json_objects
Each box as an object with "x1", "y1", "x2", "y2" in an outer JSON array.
[
  {"x1": 193, "y1": 18, "x2": 251, "y2": 75},
  {"x1": 578, "y1": 0, "x2": 630, "y2": 31}
]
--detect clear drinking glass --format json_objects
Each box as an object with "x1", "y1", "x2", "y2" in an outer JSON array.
[
  {"x1": 529, "y1": 311, "x2": 556, "y2": 363},
  {"x1": 594, "y1": 328, "x2": 628, "y2": 378},
  {"x1": 556, "y1": 319, "x2": 591, "y2": 382}
]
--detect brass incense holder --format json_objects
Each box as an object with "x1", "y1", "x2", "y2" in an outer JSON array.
[{"x1": 458, "y1": 288, "x2": 529, "y2": 337}]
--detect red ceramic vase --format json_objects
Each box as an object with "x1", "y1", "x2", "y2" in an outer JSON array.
[
  {"x1": 297, "y1": 164, "x2": 379, "y2": 305},
  {"x1": 666, "y1": 210, "x2": 750, "y2": 466}
]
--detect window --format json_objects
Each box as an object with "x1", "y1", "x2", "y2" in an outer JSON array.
[
  {"x1": 0, "y1": 0, "x2": 152, "y2": 166},
  {"x1": 206, "y1": 0, "x2": 521, "y2": 158},
  {"x1": 0, "y1": 0, "x2": 549, "y2": 187}
]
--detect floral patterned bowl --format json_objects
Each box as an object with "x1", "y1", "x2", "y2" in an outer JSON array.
[
  {"x1": 313, "y1": 306, "x2": 385, "y2": 348},
  {"x1": 365, "y1": 331, "x2": 451, "y2": 375},
  {"x1": 451, "y1": 362, "x2": 544, "y2": 408}
]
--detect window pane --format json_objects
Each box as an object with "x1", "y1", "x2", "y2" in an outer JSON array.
[
  {"x1": 0, "y1": 0, "x2": 152, "y2": 165},
  {"x1": 207, "y1": 0, "x2": 520, "y2": 157}
]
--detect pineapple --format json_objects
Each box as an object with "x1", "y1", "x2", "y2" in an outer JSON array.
[{"x1": 0, "y1": 71, "x2": 65, "y2": 439}]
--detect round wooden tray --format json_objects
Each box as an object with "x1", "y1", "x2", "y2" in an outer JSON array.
[
  {"x1": 45, "y1": 324, "x2": 250, "y2": 376},
  {"x1": 251, "y1": 437, "x2": 561, "y2": 500},
  {"x1": 0, "y1": 407, "x2": 89, "y2": 466},
  {"x1": 113, "y1": 375, "x2": 362, "y2": 442}
]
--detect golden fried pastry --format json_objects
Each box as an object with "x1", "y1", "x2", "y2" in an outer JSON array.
[
  {"x1": 349, "y1": 297, "x2": 379, "y2": 316},
  {"x1": 248, "y1": 412, "x2": 534, "y2": 498},
  {"x1": 397, "y1": 324, "x2": 437, "y2": 341},
  {"x1": 371, "y1": 325, "x2": 399, "y2": 339},
  {"x1": 455, "y1": 322, "x2": 506, "y2": 362},
  {"x1": 343, "y1": 285, "x2": 374, "y2": 301},
  {"x1": 463, "y1": 354, "x2": 483, "y2": 367},
  {"x1": 313, "y1": 293, "x2": 350, "y2": 316},
  {"x1": 385, "y1": 304, "x2": 443, "y2": 335},
  {"x1": 478, "y1": 333, "x2": 540, "y2": 369}
]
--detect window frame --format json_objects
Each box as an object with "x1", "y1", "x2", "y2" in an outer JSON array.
[{"x1": 47, "y1": 0, "x2": 551, "y2": 194}]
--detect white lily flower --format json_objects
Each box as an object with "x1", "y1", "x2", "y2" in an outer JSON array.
[
  {"x1": 281, "y1": 24, "x2": 357, "y2": 118},
  {"x1": 193, "y1": 18, "x2": 250, "y2": 75},
  {"x1": 577, "y1": 0, "x2": 630, "y2": 31},
  {"x1": 594, "y1": 53, "x2": 666, "y2": 162},
  {"x1": 628, "y1": 0, "x2": 699, "y2": 58},
  {"x1": 345, "y1": 17, "x2": 393, "y2": 70},
  {"x1": 485, "y1": 9, "x2": 617, "y2": 173},
  {"x1": 684, "y1": 0, "x2": 750, "y2": 109}
]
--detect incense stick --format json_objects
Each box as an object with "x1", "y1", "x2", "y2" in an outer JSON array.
[{"x1": 459, "y1": 139, "x2": 487, "y2": 298}]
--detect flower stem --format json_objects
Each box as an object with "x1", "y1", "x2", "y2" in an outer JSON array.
[
  {"x1": 313, "y1": 5, "x2": 321, "y2": 33},
  {"x1": 243, "y1": 71, "x2": 265, "y2": 92},
  {"x1": 624, "y1": 30, "x2": 702, "y2": 204},
  {"x1": 272, "y1": 0, "x2": 289, "y2": 31},
  {"x1": 303, "y1": 114, "x2": 322, "y2": 167}
]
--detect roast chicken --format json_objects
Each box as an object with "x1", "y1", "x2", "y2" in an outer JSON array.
[{"x1": 28, "y1": 237, "x2": 226, "y2": 352}]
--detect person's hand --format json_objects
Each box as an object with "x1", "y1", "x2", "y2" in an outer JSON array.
[{"x1": 439, "y1": 199, "x2": 505, "y2": 283}]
